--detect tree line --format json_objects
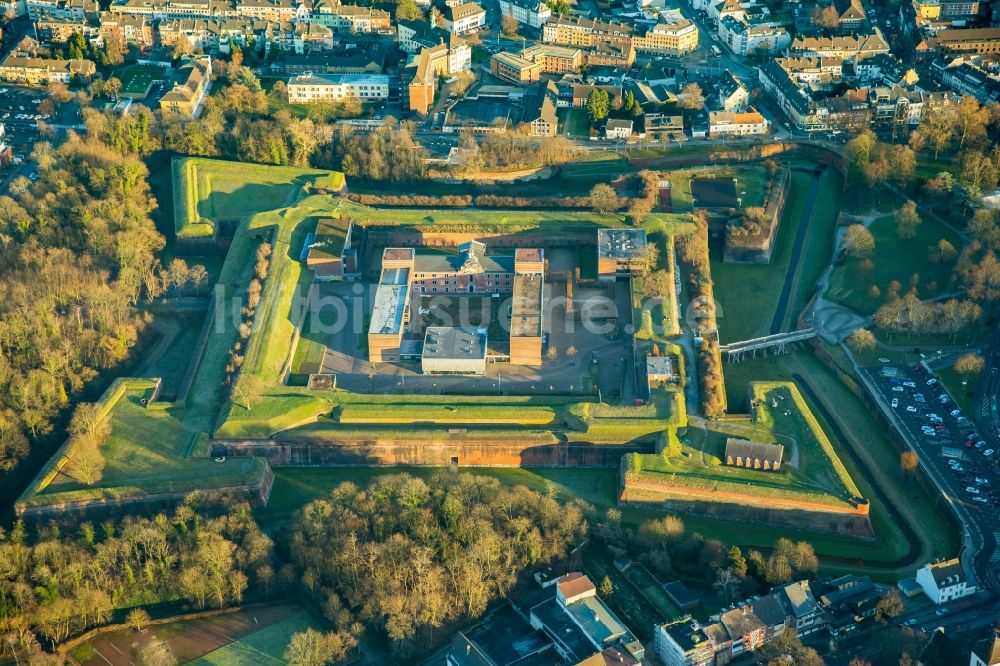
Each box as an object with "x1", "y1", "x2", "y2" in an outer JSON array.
[
  {"x1": 0, "y1": 132, "x2": 164, "y2": 473},
  {"x1": 0, "y1": 499, "x2": 275, "y2": 659}
]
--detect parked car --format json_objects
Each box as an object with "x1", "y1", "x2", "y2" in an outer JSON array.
[
  {"x1": 966, "y1": 486, "x2": 981, "y2": 495},
  {"x1": 892, "y1": 398, "x2": 899, "y2": 408}
]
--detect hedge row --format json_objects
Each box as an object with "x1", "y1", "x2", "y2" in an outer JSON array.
[{"x1": 344, "y1": 193, "x2": 594, "y2": 210}]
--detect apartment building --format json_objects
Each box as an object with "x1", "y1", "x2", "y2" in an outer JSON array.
[
  {"x1": 442, "y1": 2, "x2": 484, "y2": 34},
  {"x1": 159, "y1": 56, "x2": 211, "y2": 117},
  {"x1": 0, "y1": 53, "x2": 95, "y2": 83},
  {"x1": 521, "y1": 43, "x2": 584, "y2": 73},
  {"x1": 790, "y1": 30, "x2": 890, "y2": 60},
  {"x1": 497, "y1": 0, "x2": 548, "y2": 28},
  {"x1": 709, "y1": 109, "x2": 768, "y2": 136},
  {"x1": 312, "y1": 0, "x2": 390, "y2": 33},
  {"x1": 33, "y1": 16, "x2": 95, "y2": 44},
  {"x1": 27, "y1": 0, "x2": 96, "y2": 21},
  {"x1": 543, "y1": 14, "x2": 632, "y2": 48},
  {"x1": 632, "y1": 19, "x2": 698, "y2": 55},
  {"x1": 287, "y1": 72, "x2": 390, "y2": 103},
  {"x1": 718, "y1": 16, "x2": 790, "y2": 56},
  {"x1": 920, "y1": 27, "x2": 1000, "y2": 55}
]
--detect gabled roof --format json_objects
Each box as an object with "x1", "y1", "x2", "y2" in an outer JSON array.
[
  {"x1": 925, "y1": 558, "x2": 966, "y2": 587},
  {"x1": 973, "y1": 630, "x2": 1000, "y2": 666}
]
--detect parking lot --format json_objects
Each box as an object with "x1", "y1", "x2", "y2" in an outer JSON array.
[{"x1": 862, "y1": 362, "x2": 1000, "y2": 588}]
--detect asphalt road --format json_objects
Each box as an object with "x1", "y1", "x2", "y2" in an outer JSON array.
[{"x1": 860, "y1": 362, "x2": 1000, "y2": 589}]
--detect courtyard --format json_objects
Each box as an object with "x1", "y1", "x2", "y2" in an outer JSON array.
[{"x1": 293, "y1": 269, "x2": 635, "y2": 398}]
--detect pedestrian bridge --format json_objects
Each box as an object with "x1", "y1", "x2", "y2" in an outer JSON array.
[{"x1": 720, "y1": 328, "x2": 817, "y2": 362}]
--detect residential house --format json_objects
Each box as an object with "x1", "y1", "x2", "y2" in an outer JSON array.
[
  {"x1": 313, "y1": 0, "x2": 391, "y2": 33},
  {"x1": 442, "y1": 2, "x2": 485, "y2": 35},
  {"x1": 720, "y1": 607, "x2": 766, "y2": 658},
  {"x1": 915, "y1": 558, "x2": 977, "y2": 604},
  {"x1": 586, "y1": 41, "x2": 635, "y2": 68},
  {"x1": 497, "y1": 0, "x2": 549, "y2": 28},
  {"x1": 643, "y1": 112, "x2": 684, "y2": 141},
  {"x1": 716, "y1": 70, "x2": 748, "y2": 112},
  {"x1": 158, "y1": 56, "x2": 211, "y2": 117},
  {"x1": 832, "y1": 0, "x2": 867, "y2": 31},
  {"x1": 605, "y1": 118, "x2": 633, "y2": 140},
  {"x1": 287, "y1": 72, "x2": 389, "y2": 103},
  {"x1": 98, "y1": 11, "x2": 153, "y2": 47},
  {"x1": 815, "y1": 575, "x2": 882, "y2": 637},
  {"x1": 759, "y1": 58, "x2": 826, "y2": 131}
]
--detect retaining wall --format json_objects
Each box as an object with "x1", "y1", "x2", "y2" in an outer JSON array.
[{"x1": 212, "y1": 438, "x2": 653, "y2": 467}]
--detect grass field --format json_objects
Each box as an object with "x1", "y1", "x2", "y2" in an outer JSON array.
[
  {"x1": 628, "y1": 379, "x2": 860, "y2": 509},
  {"x1": 722, "y1": 350, "x2": 958, "y2": 565},
  {"x1": 712, "y1": 168, "x2": 841, "y2": 342},
  {"x1": 173, "y1": 158, "x2": 345, "y2": 239},
  {"x1": 937, "y1": 363, "x2": 981, "y2": 417},
  {"x1": 562, "y1": 108, "x2": 592, "y2": 137},
  {"x1": 662, "y1": 165, "x2": 769, "y2": 214},
  {"x1": 827, "y1": 207, "x2": 964, "y2": 315}
]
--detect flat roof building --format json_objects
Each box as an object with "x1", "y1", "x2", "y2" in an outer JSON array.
[
  {"x1": 368, "y1": 249, "x2": 414, "y2": 362},
  {"x1": 422, "y1": 326, "x2": 487, "y2": 375},
  {"x1": 597, "y1": 228, "x2": 648, "y2": 280}
]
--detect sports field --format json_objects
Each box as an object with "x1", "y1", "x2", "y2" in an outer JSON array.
[
  {"x1": 118, "y1": 64, "x2": 167, "y2": 97},
  {"x1": 173, "y1": 158, "x2": 345, "y2": 239},
  {"x1": 73, "y1": 603, "x2": 319, "y2": 666}
]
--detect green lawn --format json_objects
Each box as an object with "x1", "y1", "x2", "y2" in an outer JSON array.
[
  {"x1": 562, "y1": 108, "x2": 592, "y2": 137},
  {"x1": 334, "y1": 198, "x2": 632, "y2": 231},
  {"x1": 712, "y1": 168, "x2": 840, "y2": 342},
  {"x1": 937, "y1": 363, "x2": 982, "y2": 417},
  {"x1": 827, "y1": 207, "x2": 965, "y2": 315},
  {"x1": 722, "y1": 351, "x2": 959, "y2": 568},
  {"x1": 630, "y1": 379, "x2": 860, "y2": 509},
  {"x1": 21, "y1": 381, "x2": 268, "y2": 509},
  {"x1": 173, "y1": 158, "x2": 345, "y2": 239}
]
